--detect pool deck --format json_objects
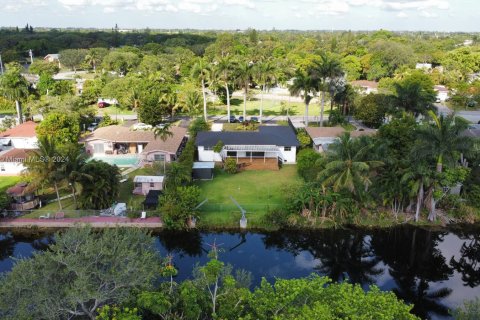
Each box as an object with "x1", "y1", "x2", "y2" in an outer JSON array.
[{"x1": 0, "y1": 216, "x2": 163, "y2": 229}]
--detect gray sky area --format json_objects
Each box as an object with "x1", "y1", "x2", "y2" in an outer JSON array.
[{"x1": 1, "y1": 0, "x2": 478, "y2": 32}]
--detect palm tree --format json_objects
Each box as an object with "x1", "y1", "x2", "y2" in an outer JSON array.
[
  {"x1": 235, "y1": 60, "x2": 254, "y2": 121},
  {"x1": 182, "y1": 90, "x2": 202, "y2": 117},
  {"x1": 318, "y1": 133, "x2": 383, "y2": 197},
  {"x1": 26, "y1": 137, "x2": 65, "y2": 210},
  {"x1": 166, "y1": 162, "x2": 191, "y2": 190},
  {"x1": 394, "y1": 81, "x2": 436, "y2": 117},
  {"x1": 254, "y1": 60, "x2": 278, "y2": 123},
  {"x1": 85, "y1": 51, "x2": 99, "y2": 73},
  {"x1": 310, "y1": 53, "x2": 343, "y2": 126},
  {"x1": 154, "y1": 122, "x2": 173, "y2": 142},
  {"x1": 62, "y1": 146, "x2": 90, "y2": 209},
  {"x1": 0, "y1": 64, "x2": 29, "y2": 124},
  {"x1": 414, "y1": 112, "x2": 473, "y2": 221},
  {"x1": 289, "y1": 69, "x2": 316, "y2": 127},
  {"x1": 191, "y1": 59, "x2": 211, "y2": 122},
  {"x1": 216, "y1": 57, "x2": 236, "y2": 122}
]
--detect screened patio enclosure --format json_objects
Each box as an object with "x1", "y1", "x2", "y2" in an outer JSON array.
[{"x1": 221, "y1": 145, "x2": 281, "y2": 163}]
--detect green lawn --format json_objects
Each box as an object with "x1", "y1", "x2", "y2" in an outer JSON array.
[
  {"x1": 208, "y1": 98, "x2": 334, "y2": 117},
  {"x1": 195, "y1": 165, "x2": 301, "y2": 228},
  {"x1": 0, "y1": 176, "x2": 21, "y2": 191},
  {"x1": 117, "y1": 167, "x2": 160, "y2": 211}
]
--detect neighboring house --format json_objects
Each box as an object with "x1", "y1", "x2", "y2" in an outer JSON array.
[
  {"x1": 0, "y1": 121, "x2": 38, "y2": 175},
  {"x1": 0, "y1": 149, "x2": 30, "y2": 176},
  {"x1": 416, "y1": 63, "x2": 432, "y2": 70},
  {"x1": 133, "y1": 176, "x2": 164, "y2": 195},
  {"x1": 350, "y1": 80, "x2": 379, "y2": 95},
  {"x1": 81, "y1": 125, "x2": 187, "y2": 166},
  {"x1": 0, "y1": 121, "x2": 38, "y2": 149},
  {"x1": 196, "y1": 125, "x2": 299, "y2": 170},
  {"x1": 44, "y1": 54, "x2": 61, "y2": 68},
  {"x1": 6, "y1": 182, "x2": 40, "y2": 211},
  {"x1": 305, "y1": 127, "x2": 377, "y2": 152},
  {"x1": 434, "y1": 85, "x2": 449, "y2": 102}
]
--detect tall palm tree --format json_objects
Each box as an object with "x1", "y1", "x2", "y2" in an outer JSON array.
[
  {"x1": 166, "y1": 162, "x2": 191, "y2": 190},
  {"x1": 85, "y1": 51, "x2": 99, "y2": 73},
  {"x1": 154, "y1": 122, "x2": 173, "y2": 142},
  {"x1": 182, "y1": 90, "x2": 202, "y2": 117},
  {"x1": 62, "y1": 145, "x2": 90, "y2": 209},
  {"x1": 394, "y1": 81, "x2": 436, "y2": 117},
  {"x1": 26, "y1": 137, "x2": 65, "y2": 210},
  {"x1": 191, "y1": 59, "x2": 211, "y2": 122},
  {"x1": 289, "y1": 69, "x2": 316, "y2": 127},
  {"x1": 414, "y1": 112, "x2": 473, "y2": 221},
  {"x1": 0, "y1": 64, "x2": 29, "y2": 124},
  {"x1": 216, "y1": 57, "x2": 236, "y2": 122},
  {"x1": 318, "y1": 133, "x2": 383, "y2": 198},
  {"x1": 310, "y1": 53, "x2": 344, "y2": 126},
  {"x1": 235, "y1": 60, "x2": 254, "y2": 121},
  {"x1": 254, "y1": 60, "x2": 278, "y2": 123}
]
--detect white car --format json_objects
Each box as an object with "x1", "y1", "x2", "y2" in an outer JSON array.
[
  {"x1": 132, "y1": 122, "x2": 153, "y2": 131},
  {"x1": 87, "y1": 123, "x2": 98, "y2": 132}
]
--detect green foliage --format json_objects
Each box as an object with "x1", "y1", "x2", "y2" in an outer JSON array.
[
  {"x1": 297, "y1": 148, "x2": 324, "y2": 181},
  {"x1": 189, "y1": 117, "x2": 210, "y2": 137},
  {"x1": 224, "y1": 158, "x2": 238, "y2": 174},
  {"x1": 0, "y1": 116, "x2": 16, "y2": 132},
  {"x1": 328, "y1": 109, "x2": 347, "y2": 126},
  {"x1": 296, "y1": 130, "x2": 312, "y2": 149},
  {"x1": 213, "y1": 140, "x2": 224, "y2": 153},
  {"x1": 29, "y1": 59, "x2": 60, "y2": 76},
  {"x1": 99, "y1": 114, "x2": 119, "y2": 127},
  {"x1": 97, "y1": 305, "x2": 141, "y2": 320},
  {"x1": 59, "y1": 49, "x2": 88, "y2": 71},
  {"x1": 78, "y1": 160, "x2": 121, "y2": 209},
  {"x1": 0, "y1": 227, "x2": 161, "y2": 320},
  {"x1": 35, "y1": 112, "x2": 80, "y2": 145},
  {"x1": 0, "y1": 63, "x2": 30, "y2": 103},
  {"x1": 354, "y1": 93, "x2": 390, "y2": 128},
  {"x1": 394, "y1": 71, "x2": 436, "y2": 116},
  {"x1": 102, "y1": 50, "x2": 141, "y2": 75},
  {"x1": 452, "y1": 297, "x2": 480, "y2": 320},
  {"x1": 160, "y1": 186, "x2": 201, "y2": 229}
]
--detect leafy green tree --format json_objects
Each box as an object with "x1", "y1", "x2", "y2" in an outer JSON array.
[
  {"x1": 367, "y1": 40, "x2": 415, "y2": 80},
  {"x1": 341, "y1": 55, "x2": 362, "y2": 81},
  {"x1": 0, "y1": 227, "x2": 162, "y2": 320},
  {"x1": 29, "y1": 59, "x2": 59, "y2": 76},
  {"x1": 394, "y1": 71, "x2": 436, "y2": 116},
  {"x1": 160, "y1": 186, "x2": 201, "y2": 229},
  {"x1": 191, "y1": 58, "x2": 211, "y2": 121},
  {"x1": 84, "y1": 48, "x2": 109, "y2": 73},
  {"x1": 354, "y1": 93, "x2": 391, "y2": 128},
  {"x1": 101, "y1": 75, "x2": 142, "y2": 108},
  {"x1": 189, "y1": 117, "x2": 210, "y2": 137},
  {"x1": 297, "y1": 149, "x2": 324, "y2": 181},
  {"x1": 102, "y1": 50, "x2": 141, "y2": 75},
  {"x1": 36, "y1": 112, "x2": 80, "y2": 145},
  {"x1": 59, "y1": 49, "x2": 88, "y2": 72},
  {"x1": 289, "y1": 69, "x2": 316, "y2": 126},
  {"x1": 61, "y1": 145, "x2": 89, "y2": 209},
  {"x1": 224, "y1": 157, "x2": 238, "y2": 174},
  {"x1": 78, "y1": 160, "x2": 120, "y2": 210},
  {"x1": 0, "y1": 63, "x2": 30, "y2": 121}
]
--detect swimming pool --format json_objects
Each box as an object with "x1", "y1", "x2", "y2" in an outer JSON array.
[{"x1": 90, "y1": 155, "x2": 139, "y2": 167}]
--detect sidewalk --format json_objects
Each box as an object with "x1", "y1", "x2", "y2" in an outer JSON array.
[{"x1": 0, "y1": 216, "x2": 163, "y2": 229}]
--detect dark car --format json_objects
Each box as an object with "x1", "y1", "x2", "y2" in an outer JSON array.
[
  {"x1": 239, "y1": 116, "x2": 245, "y2": 123},
  {"x1": 229, "y1": 115, "x2": 238, "y2": 123},
  {"x1": 98, "y1": 101, "x2": 110, "y2": 108},
  {"x1": 250, "y1": 116, "x2": 259, "y2": 123}
]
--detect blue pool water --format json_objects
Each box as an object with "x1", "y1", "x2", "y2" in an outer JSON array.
[{"x1": 90, "y1": 156, "x2": 139, "y2": 167}]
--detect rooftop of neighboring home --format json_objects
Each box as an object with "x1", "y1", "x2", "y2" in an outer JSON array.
[
  {"x1": 0, "y1": 121, "x2": 37, "y2": 138},
  {"x1": 133, "y1": 175, "x2": 165, "y2": 183},
  {"x1": 81, "y1": 125, "x2": 188, "y2": 154},
  {"x1": 434, "y1": 85, "x2": 449, "y2": 92},
  {"x1": 350, "y1": 80, "x2": 379, "y2": 89},
  {"x1": 44, "y1": 53, "x2": 59, "y2": 59},
  {"x1": 0, "y1": 148, "x2": 31, "y2": 162},
  {"x1": 195, "y1": 126, "x2": 299, "y2": 147},
  {"x1": 6, "y1": 182, "x2": 34, "y2": 196}
]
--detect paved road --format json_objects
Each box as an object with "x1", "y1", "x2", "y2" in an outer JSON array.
[{"x1": 436, "y1": 103, "x2": 480, "y2": 123}]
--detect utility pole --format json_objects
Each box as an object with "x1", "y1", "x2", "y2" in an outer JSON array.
[
  {"x1": 28, "y1": 49, "x2": 33, "y2": 64},
  {"x1": 0, "y1": 54, "x2": 3, "y2": 75}
]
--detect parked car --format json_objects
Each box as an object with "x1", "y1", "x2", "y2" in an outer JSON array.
[
  {"x1": 250, "y1": 116, "x2": 259, "y2": 123},
  {"x1": 97, "y1": 98, "x2": 118, "y2": 108},
  {"x1": 229, "y1": 115, "x2": 238, "y2": 123},
  {"x1": 87, "y1": 123, "x2": 98, "y2": 132},
  {"x1": 239, "y1": 116, "x2": 244, "y2": 123},
  {"x1": 132, "y1": 122, "x2": 153, "y2": 131},
  {"x1": 98, "y1": 101, "x2": 109, "y2": 108}
]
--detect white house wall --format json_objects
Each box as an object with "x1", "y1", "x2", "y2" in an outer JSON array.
[
  {"x1": 279, "y1": 146, "x2": 296, "y2": 163},
  {"x1": 0, "y1": 137, "x2": 37, "y2": 149},
  {"x1": 198, "y1": 146, "x2": 222, "y2": 162},
  {"x1": 0, "y1": 161, "x2": 26, "y2": 175}
]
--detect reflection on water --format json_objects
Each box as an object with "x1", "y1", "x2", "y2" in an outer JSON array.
[{"x1": 1, "y1": 226, "x2": 479, "y2": 320}]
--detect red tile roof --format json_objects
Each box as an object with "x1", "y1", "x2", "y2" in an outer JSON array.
[
  {"x1": 0, "y1": 121, "x2": 37, "y2": 138},
  {"x1": 0, "y1": 148, "x2": 32, "y2": 162},
  {"x1": 351, "y1": 80, "x2": 379, "y2": 89}
]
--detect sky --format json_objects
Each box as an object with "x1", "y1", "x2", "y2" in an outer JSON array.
[{"x1": 0, "y1": 0, "x2": 478, "y2": 32}]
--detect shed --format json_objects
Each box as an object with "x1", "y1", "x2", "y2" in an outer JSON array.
[
  {"x1": 133, "y1": 175, "x2": 164, "y2": 195},
  {"x1": 193, "y1": 162, "x2": 215, "y2": 180}
]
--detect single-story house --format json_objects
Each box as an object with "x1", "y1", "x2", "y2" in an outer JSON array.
[
  {"x1": 193, "y1": 162, "x2": 215, "y2": 180},
  {"x1": 305, "y1": 127, "x2": 377, "y2": 152},
  {"x1": 81, "y1": 125, "x2": 187, "y2": 166},
  {"x1": 133, "y1": 175, "x2": 164, "y2": 195},
  {"x1": 0, "y1": 148, "x2": 30, "y2": 176},
  {"x1": 0, "y1": 121, "x2": 38, "y2": 150},
  {"x1": 350, "y1": 80, "x2": 379, "y2": 95},
  {"x1": 6, "y1": 182, "x2": 40, "y2": 211},
  {"x1": 434, "y1": 85, "x2": 449, "y2": 102},
  {"x1": 44, "y1": 54, "x2": 61, "y2": 68},
  {"x1": 195, "y1": 125, "x2": 299, "y2": 170}
]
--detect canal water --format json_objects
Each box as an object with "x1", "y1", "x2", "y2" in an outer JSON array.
[{"x1": 0, "y1": 225, "x2": 479, "y2": 320}]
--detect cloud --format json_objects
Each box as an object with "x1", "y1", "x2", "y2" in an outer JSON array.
[
  {"x1": 315, "y1": 1, "x2": 350, "y2": 15},
  {"x1": 4, "y1": 0, "x2": 48, "y2": 12},
  {"x1": 397, "y1": 11, "x2": 408, "y2": 17}
]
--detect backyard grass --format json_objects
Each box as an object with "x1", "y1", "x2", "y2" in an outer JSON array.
[
  {"x1": 195, "y1": 165, "x2": 301, "y2": 228},
  {"x1": 209, "y1": 98, "x2": 335, "y2": 118},
  {"x1": 117, "y1": 167, "x2": 160, "y2": 211},
  {"x1": 0, "y1": 176, "x2": 21, "y2": 191}
]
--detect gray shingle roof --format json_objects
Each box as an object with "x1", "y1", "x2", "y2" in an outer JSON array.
[{"x1": 195, "y1": 126, "x2": 299, "y2": 147}]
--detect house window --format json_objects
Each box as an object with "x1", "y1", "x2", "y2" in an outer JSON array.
[
  {"x1": 0, "y1": 164, "x2": 5, "y2": 172},
  {"x1": 227, "y1": 151, "x2": 237, "y2": 157},
  {"x1": 246, "y1": 152, "x2": 265, "y2": 157},
  {"x1": 150, "y1": 183, "x2": 155, "y2": 187},
  {"x1": 284, "y1": 147, "x2": 291, "y2": 151},
  {"x1": 154, "y1": 154, "x2": 165, "y2": 161},
  {"x1": 204, "y1": 146, "x2": 213, "y2": 151},
  {"x1": 93, "y1": 143, "x2": 104, "y2": 153}
]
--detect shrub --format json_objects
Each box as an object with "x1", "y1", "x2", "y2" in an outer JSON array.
[
  {"x1": 189, "y1": 117, "x2": 210, "y2": 137},
  {"x1": 297, "y1": 149, "x2": 324, "y2": 181},
  {"x1": 328, "y1": 109, "x2": 347, "y2": 126},
  {"x1": 263, "y1": 208, "x2": 291, "y2": 227},
  {"x1": 296, "y1": 130, "x2": 311, "y2": 149},
  {"x1": 224, "y1": 158, "x2": 237, "y2": 174}
]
